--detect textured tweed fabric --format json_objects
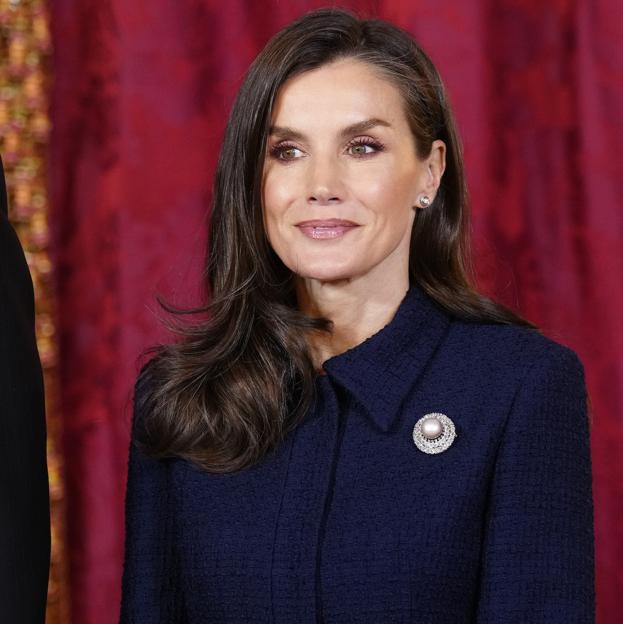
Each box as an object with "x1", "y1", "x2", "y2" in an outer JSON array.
[{"x1": 120, "y1": 283, "x2": 595, "y2": 623}]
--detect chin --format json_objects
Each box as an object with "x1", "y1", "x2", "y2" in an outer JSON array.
[{"x1": 293, "y1": 263, "x2": 361, "y2": 283}]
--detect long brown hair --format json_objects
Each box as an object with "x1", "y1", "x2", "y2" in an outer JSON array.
[{"x1": 134, "y1": 7, "x2": 538, "y2": 473}]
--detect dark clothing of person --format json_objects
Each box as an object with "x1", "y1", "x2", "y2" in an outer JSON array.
[
  {"x1": 0, "y1": 155, "x2": 50, "y2": 622},
  {"x1": 120, "y1": 282, "x2": 595, "y2": 623}
]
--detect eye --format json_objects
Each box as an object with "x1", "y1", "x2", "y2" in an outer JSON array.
[
  {"x1": 346, "y1": 137, "x2": 385, "y2": 157},
  {"x1": 269, "y1": 142, "x2": 304, "y2": 161}
]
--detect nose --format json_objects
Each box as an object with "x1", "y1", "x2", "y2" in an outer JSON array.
[{"x1": 307, "y1": 158, "x2": 343, "y2": 205}]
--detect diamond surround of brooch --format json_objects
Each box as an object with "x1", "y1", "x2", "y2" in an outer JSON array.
[{"x1": 412, "y1": 412, "x2": 456, "y2": 454}]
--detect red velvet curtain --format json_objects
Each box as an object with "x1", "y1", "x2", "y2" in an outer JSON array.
[{"x1": 48, "y1": 1, "x2": 622, "y2": 622}]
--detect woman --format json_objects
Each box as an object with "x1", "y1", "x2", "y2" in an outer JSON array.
[{"x1": 120, "y1": 7, "x2": 595, "y2": 623}]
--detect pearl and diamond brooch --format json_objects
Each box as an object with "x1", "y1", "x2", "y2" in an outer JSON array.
[{"x1": 412, "y1": 412, "x2": 457, "y2": 454}]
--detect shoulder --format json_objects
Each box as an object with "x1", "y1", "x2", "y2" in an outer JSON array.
[
  {"x1": 130, "y1": 356, "x2": 160, "y2": 436},
  {"x1": 134, "y1": 356, "x2": 158, "y2": 396},
  {"x1": 445, "y1": 317, "x2": 586, "y2": 394},
  {"x1": 439, "y1": 319, "x2": 590, "y2": 449}
]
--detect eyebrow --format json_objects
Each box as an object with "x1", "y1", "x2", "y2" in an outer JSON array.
[{"x1": 268, "y1": 117, "x2": 392, "y2": 141}]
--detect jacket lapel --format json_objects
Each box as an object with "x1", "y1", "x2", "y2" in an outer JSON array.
[{"x1": 322, "y1": 283, "x2": 452, "y2": 432}]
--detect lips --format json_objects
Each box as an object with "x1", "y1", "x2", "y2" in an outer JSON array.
[{"x1": 295, "y1": 218, "x2": 360, "y2": 240}]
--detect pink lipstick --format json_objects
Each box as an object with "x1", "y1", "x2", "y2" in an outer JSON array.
[{"x1": 295, "y1": 219, "x2": 360, "y2": 240}]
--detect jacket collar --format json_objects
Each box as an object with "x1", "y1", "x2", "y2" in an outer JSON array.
[{"x1": 321, "y1": 282, "x2": 452, "y2": 432}]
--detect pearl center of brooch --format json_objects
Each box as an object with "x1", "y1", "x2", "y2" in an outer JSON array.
[{"x1": 421, "y1": 416, "x2": 443, "y2": 440}]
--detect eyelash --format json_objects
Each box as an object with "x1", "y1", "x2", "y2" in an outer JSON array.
[{"x1": 269, "y1": 137, "x2": 386, "y2": 161}]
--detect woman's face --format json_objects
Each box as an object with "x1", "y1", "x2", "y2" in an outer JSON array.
[{"x1": 261, "y1": 57, "x2": 445, "y2": 290}]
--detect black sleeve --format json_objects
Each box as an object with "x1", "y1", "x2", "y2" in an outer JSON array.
[{"x1": 0, "y1": 155, "x2": 50, "y2": 622}]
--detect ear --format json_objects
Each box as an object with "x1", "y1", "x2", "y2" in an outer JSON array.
[{"x1": 415, "y1": 139, "x2": 446, "y2": 206}]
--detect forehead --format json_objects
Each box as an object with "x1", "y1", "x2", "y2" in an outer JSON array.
[{"x1": 270, "y1": 58, "x2": 407, "y2": 130}]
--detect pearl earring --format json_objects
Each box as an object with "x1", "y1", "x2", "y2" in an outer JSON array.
[{"x1": 418, "y1": 195, "x2": 431, "y2": 208}]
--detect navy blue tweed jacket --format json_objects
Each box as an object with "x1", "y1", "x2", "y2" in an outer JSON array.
[{"x1": 120, "y1": 282, "x2": 595, "y2": 623}]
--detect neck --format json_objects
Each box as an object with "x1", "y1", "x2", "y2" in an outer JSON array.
[{"x1": 295, "y1": 275, "x2": 410, "y2": 371}]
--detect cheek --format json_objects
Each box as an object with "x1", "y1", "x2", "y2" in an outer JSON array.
[
  {"x1": 355, "y1": 165, "x2": 416, "y2": 225},
  {"x1": 262, "y1": 167, "x2": 295, "y2": 217},
  {"x1": 261, "y1": 172, "x2": 296, "y2": 250}
]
